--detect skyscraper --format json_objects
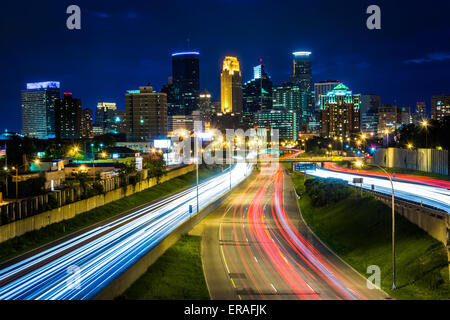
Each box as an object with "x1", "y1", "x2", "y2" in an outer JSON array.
[
  {"x1": 172, "y1": 52, "x2": 200, "y2": 116},
  {"x1": 431, "y1": 95, "x2": 450, "y2": 121},
  {"x1": 95, "y1": 102, "x2": 118, "y2": 134},
  {"x1": 415, "y1": 102, "x2": 427, "y2": 119},
  {"x1": 125, "y1": 86, "x2": 167, "y2": 142},
  {"x1": 221, "y1": 56, "x2": 242, "y2": 115},
  {"x1": 54, "y1": 93, "x2": 82, "y2": 140},
  {"x1": 21, "y1": 81, "x2": 60, "y2": 139},
  {"x1": 290, "y1": 52, "x2": 314, "y2": 130},
  {"x1": 242, "y1": 64, "x2": 273, "y2": 128},
  {"x1": 320, "y1": 84, "x2": 360, "y2": 138},
  {"x1": 80, "y1": 108, "x2": 93, "y2": 139},
  {"x1": 254, "y1": 109, "x2": 297, "y2": 141}
]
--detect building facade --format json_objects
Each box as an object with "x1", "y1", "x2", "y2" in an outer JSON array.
[
  {"x1": 221, "y1": 56, "x2": 243, "y2": 115},
  {"x1": 21, "y1": 81, "x2": 60, "y2": 139},
  {"x1": 95, "y1": 102, "x2": 119, "y2": 134},
  {"x1": 319, "y1": 84, "x2": 360, "y2": 139},
  {"x1": 125, "y1": 86, "x2": 167, "y2": 142},
  {"x1": 80, "y1": 108, "x2": 93, "y2": 138},
  {"x1": 172, "y1": 52, "x2": 200, "y2": 116},
  {"x1": 54, "y1": 93, "x2": 82, "y2": 140},
  {"x1": 290, "y1": 52, "x2": 314, "y2": 128},
  {"x1": 254, "y1": 108, "x2": 297, "y2": 141},
  {"x1": 431, "y1": 95, "x2": 450, "y2": 122}
]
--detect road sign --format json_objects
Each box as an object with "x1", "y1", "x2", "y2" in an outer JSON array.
[
  {"x1": 294, "y1": 162, "x2": 316, "y2": 172},
  {"x1": 353, "y1": 178, "x2": 363, "y2": 184}
]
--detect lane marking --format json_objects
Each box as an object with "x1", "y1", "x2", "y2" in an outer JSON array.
[{"x1": 271, "y1": 283, "x2": 277, "y2": 293}]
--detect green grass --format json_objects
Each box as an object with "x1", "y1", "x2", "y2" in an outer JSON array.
[
  {"x1": 290, "y1": 171, "x2": 450, "y2": 300},
  {"x1": 0, "y1": 167, "x2": 218, "y2": 264},
  {"x1": 118, "y1": 235, "x2": 210, "y2": 300}
]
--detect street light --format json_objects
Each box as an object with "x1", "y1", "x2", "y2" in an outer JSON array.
[
  {"x1": 421, "y1": 120, "x2": 429, "y2": 149},
  {"x1": 355, "y1": 160, "x2": 396, "y2": 290}
]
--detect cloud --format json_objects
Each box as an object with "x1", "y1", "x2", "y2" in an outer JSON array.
[{"x1": 404, "y1": 52, "x2": 450, "y2": 64}]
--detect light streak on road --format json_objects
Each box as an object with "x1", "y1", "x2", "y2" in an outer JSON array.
[
  {"x1": 324, "y1": 162, "x2": 450, "y2": 189},
  {"x1": 0, "y1": 163, "x2": 252, "y2": 300},
  {"x1": 306, "y1": 168, "x2": 450, "y2": 213},
  {"x1": 219, "y1": 163, "x2": 383, "y2": 300}
]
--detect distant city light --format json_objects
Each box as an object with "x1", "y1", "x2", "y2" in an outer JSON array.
[
  {"x1": 26, "y1": 81, "x2": 60, "y2": 90},
  {"x1": 292, "y1": 51, "x2": 312, "y2": 56},
  {"x1": 172, "y1": 52, "x2": 200, "y2": 57}
]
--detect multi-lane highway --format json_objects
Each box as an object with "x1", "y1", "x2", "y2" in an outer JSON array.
[
  {"x1": 0, "y1": 163, "x2": 251, "y2": 300},
  {"x1": 201, "y1": 163, "x2": 388, "y2": 300},
  {"x1": 306, "y1": 167, "x2": 450, "y2": 213}
]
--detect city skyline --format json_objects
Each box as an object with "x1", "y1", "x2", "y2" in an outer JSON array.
[{"x1": 2, "y1": 0, "x2": 450, "y2": 133}]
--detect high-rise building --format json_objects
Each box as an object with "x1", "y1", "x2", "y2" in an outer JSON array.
[
  {"x1": 125, "y1": 86, "x2": 167, "y2": 142},
  {"x1": 54, "y1": 93, "x2": 82, "y2": 140},
  {"x1": 314, "y1": 81, "x2": 342, "y2": 107},
  {"x1": 199, "y1": 89, "x2": 217, "y2": 125},
  {"x1": 361, "y1": 108, "x2": 379, "y2": 137},
  {"x1": 359, "y1": 95, "x2": 381, "y2": 116},
  {"x1": 80, "y1": 108, "x2": 93, "y2": 139},
  {"x1": 172, "y1": 52, "x2": 200, "y2": 115},
  {"x1": 95, "y1": 102, "x2": 118, "y2": 134},
  {"x1": 254, "y1": 109, "x2": 297, "y2": 141},
  {"x1": 290, "y1": 52, "x2": 314, "y2": 128},
  {"x1": 21, "y1": 81, "x2": 60, "y2": 138},
  {"x1": 242, "y1": 64, "x2": 273, "y2": 129},
  {"x1": 221, "y1": 56, "x2": 242, "y2": 115},
  {"x1": 319, "y1": 84, "x2": 360, "y2": 138},
  {"x1": 431, "y1": 95, "x2": 450, "y2": 121},
  {"x1": 416, "y1": 102, "x2": 427, "y2": 119},
  {"x1": 377, "y1": 104, "x2": 410, "y2": 136},
  {"x1": 272, "y1": 82, "x2": 304, "y2": 133},
  {"x1": 115, "y1": 110, "x2": 127, "y2": 134}
]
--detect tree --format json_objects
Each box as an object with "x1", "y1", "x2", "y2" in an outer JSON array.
[
  {"x1": 73, "y1": 171, "x2": 90, "y2": 198},
  {"x1": 145, "y1": 156, "x2": 167, "y2": 183}
]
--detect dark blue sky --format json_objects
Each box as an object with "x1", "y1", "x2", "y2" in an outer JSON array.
[{"x1": 1, "y1": 0, "x2": 450, "y2": 132}]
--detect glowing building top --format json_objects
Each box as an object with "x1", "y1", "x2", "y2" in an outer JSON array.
[{"x1": 221, "y1": 56, "x2": 242, "y2": 114}]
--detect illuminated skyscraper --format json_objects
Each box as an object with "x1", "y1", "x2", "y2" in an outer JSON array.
[
  {"x1": 172, "y1": 52, "x2": 200, "y2": 115},
  {"x1": 290, "y1": 52, "x2": 315, "y2": 131},
  {"x1": 221, "y1": 56, "x2": 242, "y2": 115},
  {"x1": 95, "y1": 102, "x2": 118, "y2": 134},
  {"x1": 320, "y1": 84, "x2": 360, "y2": 138},
  {"x1": 431, "y1": 95, "x2": 450, "y2": 121},
  {"x1": 21, "y1": 81, "x2": 60, "y2": 138}
]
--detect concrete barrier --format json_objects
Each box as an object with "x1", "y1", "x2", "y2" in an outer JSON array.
[{"x1": 0, "y1": 165, "x2": 194, "y2": 244}]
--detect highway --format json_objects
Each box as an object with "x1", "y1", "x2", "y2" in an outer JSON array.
[
  {"x1": 306, "y1": 168, "x2": 450, "y2": 213},
  {"x1": 201, "y1": 163, "x2": 388, "y2": 300},
  {"x1": 0, "y1": 163, "x2": 252, "y2": 300}
]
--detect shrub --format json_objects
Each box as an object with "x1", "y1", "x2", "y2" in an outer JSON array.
[{"x1": 304, "y1": 178, "x2": 352, "y2": 207}]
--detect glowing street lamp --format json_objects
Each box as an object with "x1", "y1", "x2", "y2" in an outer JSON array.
[
  {"x1": 407, "y1": 143, "x2": 413, "y2": 150},
  {"x1": 355, "y1": 160, "x2": 397, "y2": 290}
]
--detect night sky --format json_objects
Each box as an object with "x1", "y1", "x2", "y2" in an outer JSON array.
[{"x1": 1, "y1": 0, "x2": 450, "y2": 132}]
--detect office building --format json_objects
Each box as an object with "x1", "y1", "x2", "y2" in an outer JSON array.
[
  {"x1": 54, "y1": 93, "x2": 82, "y2": 140},
  {"x1": 290, "y1": 52, "x2": 314, "y2": 127},
  {"x1": 314, "y1": 81, "x2": 342, "y2": 106},
  {"x1": 125, "y1": 86, "x2": 167, "y2": 142},
  {"x1": 254, "y1": 109, "x2": 297, "y2": 141},
  {"x1": 221, "y1": 56, "x2": 242, "y2": 115},
  {"x1": 416, "y1": 102, "x2": 428, "y2": 119},
  {"x1": 172, "y1": 52, "x2": 200, "y2": 115},
  {"x1": 359, "y1": 95, "x2": 381, "y2": 116},
  {"x1": 361, "y1": 108, "x2": 379, "y2": 137},
  {"x1": 95, "y1": 102, "x2": 119, "y2": 134},
  {"x1": 319, "y1": 84, "x2": 360, "y2": 138},
  {"x1": 80, "y1": 108, "x2": 93, "y2": 138},
  {"x1": 431, "y1": 95, "x2": 450, "y2": 121},
  {"x1": 377, "y1": 104, "x2": 411, "y2": 135},
  {"x1": 272, "y1": 82, "x2": 304, "y2": 133},
  {"x1": 242, "y1": 64, "x2": 273, "y2": 128},
  {"x1": 21, "y1": 81, "x2": 60, "y2": 138}
]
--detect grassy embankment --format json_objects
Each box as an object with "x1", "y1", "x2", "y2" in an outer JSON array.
[
  {"x1": 289, "y1": 170, "x2": 449, "y2": 300},
  {"x1": 0, "y1": 167, "x2": 218, "y2": 264},
  {"x1": 118, "y1": 235, "x2": 209, "y2": 300}
]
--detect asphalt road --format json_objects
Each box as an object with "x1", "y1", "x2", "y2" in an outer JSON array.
[{"x1": 201, "y1": 163, "x2": 390, "y2": 300}]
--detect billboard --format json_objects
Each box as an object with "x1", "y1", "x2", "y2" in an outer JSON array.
[{"x1": 153, "y1": 139, "x2": 171, "y2": 149}]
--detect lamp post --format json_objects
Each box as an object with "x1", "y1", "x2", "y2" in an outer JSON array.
[{"x1": 355, "y1": 160, "x2": 396, "y2": 290}]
